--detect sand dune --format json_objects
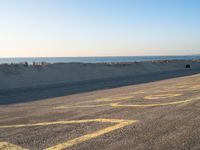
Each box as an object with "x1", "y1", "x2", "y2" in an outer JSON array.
[{"x1": 0, "y1": 60, "x2": 199, "y2": 90}]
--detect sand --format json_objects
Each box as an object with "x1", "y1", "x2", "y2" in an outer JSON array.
[{"x1": 0, "y1": 60, "x2": 199, "y2": 90}]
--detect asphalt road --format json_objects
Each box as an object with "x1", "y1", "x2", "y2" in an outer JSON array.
[{"x1": 0, "y1": 73, "x2": 200, "y2": 150}]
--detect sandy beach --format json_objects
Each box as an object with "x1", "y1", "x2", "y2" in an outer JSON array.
[
  {"x1": 0, "y1": 60, "x2": 200, "y2": 105},
  {"x1": 0, "y1": 60, "x2": 200, "y2": 90}
]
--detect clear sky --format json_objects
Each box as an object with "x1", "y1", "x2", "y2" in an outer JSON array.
[{"x1": 0, "y1": 0, "x2": 200, "y2": 57}]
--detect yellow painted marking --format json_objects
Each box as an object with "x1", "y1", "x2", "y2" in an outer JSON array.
[
  {"x1": 56, "y1": 104, "x2": 111, "y2": 109},
  {"x1": 176, "y1": 85, "x2": 188, "y2": 88},
  {"x1": 55, "y1": 90, "x2": 145, "y2": 110},
  {"x1": 46, "y1": 120, "x2": 135, "y2": 150},
  {"x1": 56, "y1": 97, "x2": 200, "y2": 109},
  {"x1": 0, "y1": 118, "x2": 132, "y2": 129},
  {"x1": 0, "y1": 142, "x2": 28, "y2": 150},
  {"x1": 144, "y1": 93, "x2": 182, "y2": 100},
  {"x1": 162, "y1": 85, "x2": 188, "y2": 90},
  {"x1": 120, "y1": 90, "x2": 145, "y2": 96},
  {"x1": 60, "y1": 95, "x2": 135, "y2": 107},
  {"x1": 0, "y1": 119, "x2": 137, "y2": 150},
  {"x1": 56, "y1": 104, "x2": 108, "y2": 109},
  {"x1": 59, "y1": 90, "x2": 144, "y2": 108},
  {"x1": 55, "y1": 96, "x2": 134, "y2": 109},
  {"x1": 111, "y1": 98, "x2": 199, "y2": 107},
  {"x1": 95, "y1": 96, "x2": 133, "y2": 102},
  {"x1": 191, "y1": 85, "x2": 200, "y2": 89},
  {"x1": 159, "y1": 84, "x2": 200, "y2": 92}
]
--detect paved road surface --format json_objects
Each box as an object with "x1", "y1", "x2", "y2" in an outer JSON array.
[{"x1": 0, "y1": 73, "x2": 200, "y2": 149}]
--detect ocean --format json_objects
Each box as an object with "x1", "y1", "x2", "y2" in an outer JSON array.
[{"x1": 0, "y1": 56, "x2": 200, "y2": 64}]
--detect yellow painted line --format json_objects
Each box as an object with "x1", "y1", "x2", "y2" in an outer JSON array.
[
  {"x1": 55, "y1": 104, "x2": 108, "y2": 109},
  {"x1": 158, "y1": 84, "x2": 200, "y2": 92},
  {"x1": 0, "y1": 118, "x2": 132, "y2": 129},
  {"x1": 46, "y1": 120, "x2": 136, "y2": 150},
  {"x1": 55, "y1": 90, "x2": 145, "y2": 110},
  {"x1": 176, "y1": 85, "x2": 188, "y2": 88},
  {"x1": 55, "y1": 96, "x2": 133, "y2": 109},
  {"x1": 162, "y1": 85, "x2": 188, "y2": 90},
  {"x1": 58, "y1": 90, "x2": 144, "y2": 109},
  {"x1": 55, "y1": 104, "x2": 110, "y2": 109},
  {"x1": 115, "y1": 90, "x2": 145, "y2": 97},
  {"x1": 0, "y1": 119, "x2": 137, "y2": 150},
  {"x1": 0, "y1": 142, "x2": 28, "y2": 150},
  {"x1": 57, "y1": 97, "x2": 200, "y2": 109},
  {"x1": 127, "y1": 90, "x2": 146, "y2": 95},
  {"x1": 144, "y1": 93, "x2": 182, "y2": 100},
  {"x1": 95, "y1": 96, "x2": 133, "y2": 102},
  {"x1": 191, "y1": 85, "x2": 200, "y2": 89},
  {"x1": 111, "y1": 97, "x2": 199, "y2": 107}
]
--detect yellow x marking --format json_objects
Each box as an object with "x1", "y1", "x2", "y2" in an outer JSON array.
[
  {"x1": 0, "y1": 118, "x2": 137, "y2": 150},
  {"x1": 0, "y1": 142, "x2": 28, "y2": 150}
]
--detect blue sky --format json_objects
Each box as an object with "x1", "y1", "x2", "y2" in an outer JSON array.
[{"x1": 0, "y1": 0, "x2": 199, "y2": 57}]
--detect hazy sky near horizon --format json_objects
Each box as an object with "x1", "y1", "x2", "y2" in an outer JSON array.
[{"x1": 0, "y1": 0, "x2": 200, "y2": 57}]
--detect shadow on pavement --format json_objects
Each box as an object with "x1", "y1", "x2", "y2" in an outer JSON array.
[{"x1": 0, "y1": 68, "x2": 200, "y2": 105}]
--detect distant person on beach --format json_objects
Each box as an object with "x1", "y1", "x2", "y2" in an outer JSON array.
[{"x1": 185, "y1": 64, "x2": 191, "y2": 69}]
